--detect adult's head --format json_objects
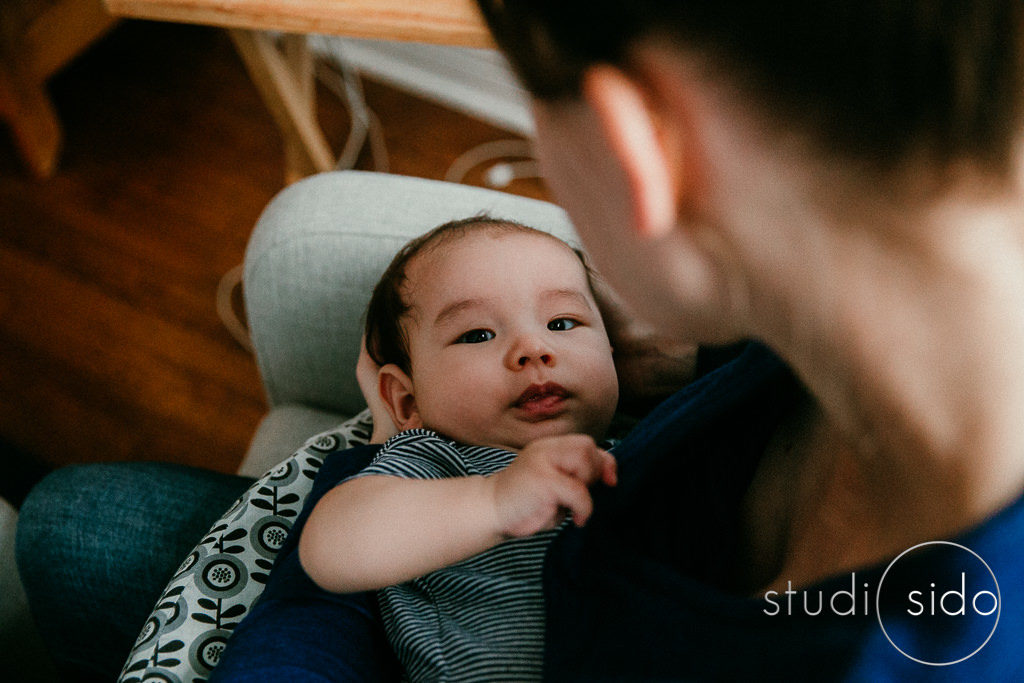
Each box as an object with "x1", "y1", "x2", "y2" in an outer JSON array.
[
  {"x1": 476, "y1": 2, "x2": 1024, "y2": 346},
  {"x1": 364, "y1": 216, "x2": 618, "y2": 451}
]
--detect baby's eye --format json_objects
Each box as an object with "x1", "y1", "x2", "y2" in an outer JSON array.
[
  {"x1": 455, "y1": 329, "x2": 496, "y2": 344},
  {"x1": 548, "y1": 318, "x2": 580, "y2": 332}
]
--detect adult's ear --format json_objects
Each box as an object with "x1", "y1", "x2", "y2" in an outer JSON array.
[
  {"x1": 581, "y1": 54, "x2": 701, "y2": 239},
  {"x1": 378, "y1": 364, "x2": 423, "y2": 431}
]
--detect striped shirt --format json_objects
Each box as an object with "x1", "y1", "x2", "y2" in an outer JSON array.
[{"x1": 353, "y1": 429, "x2": 565, "y2": 682}]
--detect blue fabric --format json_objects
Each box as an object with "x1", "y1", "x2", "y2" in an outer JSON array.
[
  {"x1": 15, "y1": 462, "x2": 254, "y2": 681},
  {"x1": 209, "y1": 443, "x2": 402, "y2": 683},
  {"x1": 543, "y1": 342, "x2": 1024, "y2": 681}
]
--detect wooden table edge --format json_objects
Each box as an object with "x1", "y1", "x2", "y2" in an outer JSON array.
[{"x1": 103, "y1": 0, "x2": 496, "y2": 47}]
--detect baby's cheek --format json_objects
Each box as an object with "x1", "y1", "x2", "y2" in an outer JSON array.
[{"x1": 426, "y1": 394, "x2": 486, "y2": 439}]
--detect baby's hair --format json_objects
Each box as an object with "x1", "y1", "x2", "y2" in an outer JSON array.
[{"x1": 364, "y1": 214, "x2": 594, "y2": 375}]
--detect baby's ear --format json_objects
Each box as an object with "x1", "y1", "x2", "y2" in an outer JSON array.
[{"x1": 378, "y1": 364, "x2": 423, "y2": 431}]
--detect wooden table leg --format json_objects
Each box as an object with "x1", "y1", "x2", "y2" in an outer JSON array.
[{"x1": 227, "y1": 29, "x2": 334, "y2": 183}]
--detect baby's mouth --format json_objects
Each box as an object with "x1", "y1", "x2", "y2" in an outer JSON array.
[{"x1": 513, "y1": 382, "x2": 570, "y2": 420}]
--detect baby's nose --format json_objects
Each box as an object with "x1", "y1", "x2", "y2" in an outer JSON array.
[
  {"x1": 506, "y1": 335, "x2": 556, "y2": 369},
  {"x1": 518, "y1": 351, "x2": 553, "y2": 366}
]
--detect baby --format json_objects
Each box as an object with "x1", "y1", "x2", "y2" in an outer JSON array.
[{"x1": 298, "y1": 215, "x2": 620, "y2": 681}]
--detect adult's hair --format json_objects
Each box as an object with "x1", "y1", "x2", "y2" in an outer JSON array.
[
  {"x1": 364, "y1": 215, "x2": 593, "y2": 374},
  {"x1": 477, "y1": 1, "x2": 1024, "y2": 176}
]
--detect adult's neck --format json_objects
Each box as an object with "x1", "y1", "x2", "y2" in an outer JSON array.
[{"x1": 723, "y1": 159, "x2": 1024, "y2": 587}]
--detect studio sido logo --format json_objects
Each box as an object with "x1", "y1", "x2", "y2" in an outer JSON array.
[
  {"x1": 875, "y1": 541, "x2": 1000, "y2": 666},
  {"x1": 762, "y1": 541, "x2": 1000, "y2": 666}
]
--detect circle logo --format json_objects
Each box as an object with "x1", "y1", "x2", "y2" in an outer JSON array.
[{"x1": 875, "y1": 541, "x2": 1000, "y2": 665}]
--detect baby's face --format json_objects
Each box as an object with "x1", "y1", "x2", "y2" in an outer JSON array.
[{"x1": 401, "y1": 230, "x2": 619, "y2": 451}]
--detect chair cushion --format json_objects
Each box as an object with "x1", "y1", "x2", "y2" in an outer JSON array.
[{"x1": 118, "y1": 411, "x2": 373, "y2": 683}]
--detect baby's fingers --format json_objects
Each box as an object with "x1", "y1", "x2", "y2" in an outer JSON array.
[
  {"x1": 552, "y1": 436, "x2": 613, "y2": 486},
  {"x1": 601, "y1": 451, "x2": 618, "y2": 487},
  {"x1": 555, "y1": 476, "x2": 595, "y2": 527}
]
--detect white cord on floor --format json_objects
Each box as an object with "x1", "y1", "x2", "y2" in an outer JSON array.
[
  {"x1": 444, "y1": 138, "x2": 538, "y2": 186},
  {"x1": 216, "y1": 263, "x2": 253, "y2": 353},
  {"x1": 315, "y1": 46, "x2": 389, "y2": 172},
  {"x1": 484, "y1": 159, "x2": 541, "y2": 189}
]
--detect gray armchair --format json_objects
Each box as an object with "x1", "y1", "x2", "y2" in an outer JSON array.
[{"x1": 1, "y1": 170, "x2": 577, "y2": 680}]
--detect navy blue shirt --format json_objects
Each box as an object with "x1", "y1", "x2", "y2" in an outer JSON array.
[{"x1": 544, "y1": 343, "x2": 1024, "y2": 681}]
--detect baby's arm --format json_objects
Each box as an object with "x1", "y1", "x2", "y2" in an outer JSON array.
[{"x1": 298, "y1": 434, "x2": 617, "y2": 593}]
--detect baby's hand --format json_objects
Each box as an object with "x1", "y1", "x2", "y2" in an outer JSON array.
[{"x1": 489, "y1": 434, "x2": 617, "y2": 538}]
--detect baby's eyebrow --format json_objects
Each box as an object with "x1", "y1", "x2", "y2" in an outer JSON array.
[
  {"x1": 432, "y1": 289, "x2": 594, "y2": 328},
  {"x1": 542, "y1": 288, "x2": 594, "y2": 311},
  {"x1": 433, "y1": 297, "x2": 489, "y2": 328}
]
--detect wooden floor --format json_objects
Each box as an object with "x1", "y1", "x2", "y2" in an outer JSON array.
[{"x1": 0, "y1": 19, "x2": 545, "y2": 485}]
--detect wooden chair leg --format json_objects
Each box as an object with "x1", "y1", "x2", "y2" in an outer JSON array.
[
  {"x1": 0, "y1": 59, "x2": 61, "y2": 179},
  {"x1": 281, "y1": 33, "x2": 319, "y2": 184},
  {"x1": 228, "y1": 29, "x2": 334, "y2": 184}
]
